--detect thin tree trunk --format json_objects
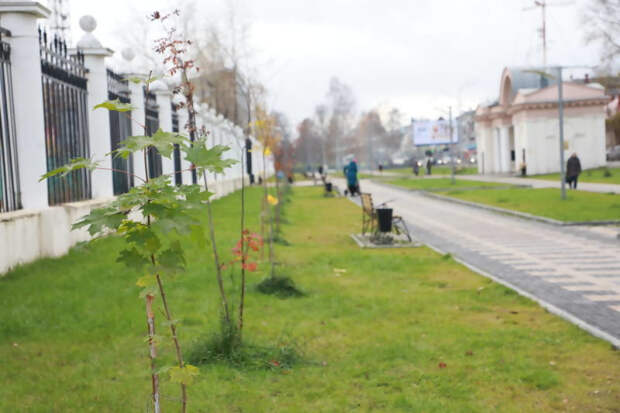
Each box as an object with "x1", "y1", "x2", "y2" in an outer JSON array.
[
  {"x1": 154, "y1": 270, "x2": 187, "y2": 413},
  {"x1": 269, "y1": 201, "x2": 276, "y2": 279},
  {"x1": 145, "y1": 294, "x2": 161, "y2": 413},
  {"x1": 142, "y1": 104, "x2": 162, "y2": 413},
  {"x1": 262, "y1": 152, "x2": 269, "y2": 261},
  {"x1": 202, "y1": 172, "x2": 231, "y2": 325},
  {"x1": 238, "y1": 152, "x2": 246, "y2": 339},
  {"x1": 275, "y1": 176, "x2": 281, "y2": 235}
]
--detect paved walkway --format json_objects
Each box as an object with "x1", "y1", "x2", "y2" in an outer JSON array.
[{"x1": 349, "y1": 179, "x2": 620, "y2": 346}]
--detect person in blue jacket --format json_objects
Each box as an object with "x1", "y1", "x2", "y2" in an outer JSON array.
[{"x1": 343, "y1": 159, "x2": 359, "y2": 196}]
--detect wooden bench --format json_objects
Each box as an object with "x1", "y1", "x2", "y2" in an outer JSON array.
[{"x1": 360, "y1": 193, "x2": 411, "y2": 241}]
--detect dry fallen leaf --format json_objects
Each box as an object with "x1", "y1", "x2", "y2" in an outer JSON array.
[{"x1": 438, "y1": 362, "x2": 447, "y2": 369}]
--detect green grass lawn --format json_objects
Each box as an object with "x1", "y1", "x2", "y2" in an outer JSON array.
[
  {"x1": 386, "y1": 177, "x2": 506, "y2": 191},
  {"x1": 1, "y1": 187, "x2": 619, "y2": 412},
  {"x1": 444, "y1": 187, "x2": 620, "y2": 222},
  {"x1": 534, "y1": 167, "x2": 620, "y2": 185}
]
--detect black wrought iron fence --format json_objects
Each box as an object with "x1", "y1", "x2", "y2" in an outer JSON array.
[
  {"x1": 144, "y1": 88, "x2": 162, "y2": 179},
  {"x1": 40, "y1": 28, "x2": 91, "y2": 205},
  {"x1": 0, "y1": 28, "x2": 21, "y2": 213},
  {"x1": 171, "y1": 103, "x2": 182, "y2": 186},
  {"x1": 107, "y1": 69, "x2": 134, "y2": 195}
]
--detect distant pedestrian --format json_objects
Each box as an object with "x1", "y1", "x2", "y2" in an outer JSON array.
[
  {"x1": 318, "y1": 165, "x2": 326, "y2": 184},
  {"x1": 344, "y1": 159, "x2": 359, "y2": 196},
  {"x1": 413, "y1": 161, "x2": 419, "y2": 176},
  {"x1": 378, "y1": 164, "x2": 383, "y2": 173},
  {"x1": 566, "y1": 152, "x2": 582, "y2": 189},
  {"x1": 426, "y1": 157, "x2": 432, "y2": 175}
]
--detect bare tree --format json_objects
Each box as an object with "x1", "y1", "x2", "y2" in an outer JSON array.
[
  {"x1": 314, "y1": 104, "x2": 329, "y2": 166},
  {"x1": 325, "y1": 77, "x2": 356, "y2": 168},
  {"x1": 296, "y1": 118, "x2": 323, "y2": 166},
  {"x1": 582, "y1": 0, "x2": 620, "y2": 72}
]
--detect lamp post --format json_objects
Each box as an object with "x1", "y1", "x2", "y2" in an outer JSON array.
[
  {"x1": 449, "y1": 106, "x2": 455, "y2": 184},
  {"x1": 556, "y1": 66, "x2": 566, "y2": 200}
]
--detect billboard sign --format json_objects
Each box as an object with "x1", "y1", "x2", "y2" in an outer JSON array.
[{"x1": 412, "y1": 120, "x2": 456, "y2": 146}]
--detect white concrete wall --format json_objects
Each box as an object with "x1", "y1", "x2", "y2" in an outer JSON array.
[
  {"x1": 475, "y1": 123, "x2": 491, "y2": 174},
  {"x1": 517, "y1": 111, "x2": 607, "y2": 175},
  {"x1": 476, "y1": 108, "x2": 606, "y2": 176}
]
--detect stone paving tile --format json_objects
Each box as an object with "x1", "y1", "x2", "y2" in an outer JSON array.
[{"x1": 353, "y1": 179, "x2": 620, "y2": 344}]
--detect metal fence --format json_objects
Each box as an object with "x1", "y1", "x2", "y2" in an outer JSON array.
[
  {"x1": 0, "y1": 28, "x2": 20, "y2": 213},
  {"x1": 171, "y1": 103, "x2": 183, "y2": 186},
  {"x1": 144, "y1": 88, "x2": 162, "y2": 179},
  {"x1": 40, "y1": 29, "x2": 91, "y2": 205},
  {"x1": 107, "y1": 69, "x2": 133, "y2": 195}
]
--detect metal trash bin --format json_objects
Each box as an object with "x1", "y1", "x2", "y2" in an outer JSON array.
[{"x1": 376, "y1": 208, "x2": 393, "y2": 232}]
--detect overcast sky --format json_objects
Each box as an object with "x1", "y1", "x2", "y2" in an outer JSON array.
[{"x1": 67, "y1": 0, "x2": 603, "y2": 130}]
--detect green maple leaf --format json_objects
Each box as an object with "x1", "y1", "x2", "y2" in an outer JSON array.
[
  {"x1": 179, "y1": 185, "x2": 213, "y2": 209},
  {"x1": 124, "y1": 75, "x2": 163, "y2": 85},
  {"x1": 124, "y1": 223, "x2": 161, "y2": 255},
  {"x1": 183, "y1": 140, "x2": 237, "y2": 173},
  {"x1": 116, "y1": 129, "x2": 187, "y2": 159},
  {"x1": 93, "y1": 99, "x2": 136, "y2": 112},
  {"x1": 117, "y1": 247, "x2": 150, "y2": 272},
  {"x1": 40, "y1": 157, "x2": 100, "y2": 182},
  {"x1": 155, "y1": 241, "x2": 185, "y2": 275},
  {"x1": 72, "y1": 206, "x2": 125, "y2": 236}
]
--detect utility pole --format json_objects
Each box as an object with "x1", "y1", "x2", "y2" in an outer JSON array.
[
  {"x1": 523, "y1": 0, "x2": 573, "y2": 67},
  {"x1": 557, "y1": 66, "x2": 566, "y2": 200},
  {"x1": 449, "y1": 106, "x2": 455, "y2": 185}
]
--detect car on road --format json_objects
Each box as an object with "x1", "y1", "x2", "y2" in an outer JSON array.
[{"x1": 607, "y1": 145, "x2": 620, "y2": 161}]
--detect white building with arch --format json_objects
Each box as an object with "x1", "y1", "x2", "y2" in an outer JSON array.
[{"x1": 475, "y1": 67, "x2": 608, "y2": 175}]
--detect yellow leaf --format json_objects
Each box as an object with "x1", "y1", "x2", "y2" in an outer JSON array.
[
  {"x1": 136, "y1": 274, "x2": 156, "y2": 287},
  {"x1": 169, "y1": 364, "x2": 200, "y2": 386},
  {"x1": 267, "y1": 194, "x2": 279, "y2": 206}
]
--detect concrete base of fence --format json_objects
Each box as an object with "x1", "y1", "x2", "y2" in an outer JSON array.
[
  {"x1": 0, "y1": 197, "x2": 111, "y2": 275},
  {"x1": 0, "y1": 176, "x2": 255, "y2": 276}
]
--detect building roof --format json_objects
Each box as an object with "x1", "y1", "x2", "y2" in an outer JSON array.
[
  {"x1": 499, "y1": 67, "x2": 560, "y2": 106},
  {"x1": 504, "y1": 67, "x2": 557, "y2": 94}
]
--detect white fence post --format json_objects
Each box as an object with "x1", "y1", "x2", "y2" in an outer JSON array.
[
  {"x1": 73, "y1": 15, "x2": 114, "y2": 199},
  {"x1": 122, "y1": 49, "x2": 147, "y2": 183},
  {"x1": 0, "y1": 1, "x2": 50, "y2": 209}
]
